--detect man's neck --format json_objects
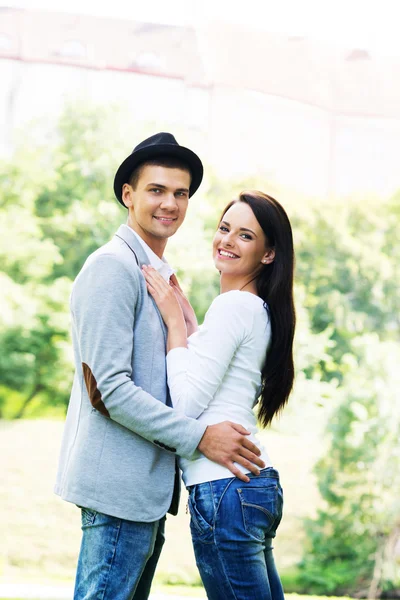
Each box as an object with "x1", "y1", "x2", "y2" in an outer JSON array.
[{"x1": 126, "y1": 221, "x2": 167, "y2": 259}]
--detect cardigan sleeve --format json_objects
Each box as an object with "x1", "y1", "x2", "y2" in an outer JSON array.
[
  {"x1": 71, "y1": 253, "x2": 206, "y2": 459},
  {"x1": 166, "y1": 291, "x2": 253, "y2": 419}
]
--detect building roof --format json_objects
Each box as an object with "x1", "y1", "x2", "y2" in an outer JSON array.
[{"x1": 1, "y1": 7, "x2": 400, "y2": 118}]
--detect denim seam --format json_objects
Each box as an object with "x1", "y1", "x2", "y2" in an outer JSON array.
[
  {"x1": 255, "y1": 469, "x2": 280, "y2": 479},
  {"x1": 214, "y1": 477, "x2": 236, "y2": 517},
  {"x1": 240, "y1": 500, "x2": 276, "y2": 522},
  {"x1": 239, "y1": 482, "x2": 279, "y2": 488},
  {"x1": 99, "y1": 519, "x2": 122, "y2": 600},
  {"x1": 209, "y1": 481, "x2": 216, "y2": 529}
]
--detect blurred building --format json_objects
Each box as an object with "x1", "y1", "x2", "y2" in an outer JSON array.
[{"x1": 1, "y1": 6, "x2": 400, "y2": 198}]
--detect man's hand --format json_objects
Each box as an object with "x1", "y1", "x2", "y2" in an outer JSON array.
[{"x1": 197, "y1": 422, "x2": 265, "y2": 483}]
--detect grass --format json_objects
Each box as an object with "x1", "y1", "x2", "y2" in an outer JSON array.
[{"x1": 1, "y1": 413, "x2": 324, "y2": 587}]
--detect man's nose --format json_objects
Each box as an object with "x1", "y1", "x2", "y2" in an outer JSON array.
[{"x1": 160, "y1": 193, "x2": 178, "y2": 210}]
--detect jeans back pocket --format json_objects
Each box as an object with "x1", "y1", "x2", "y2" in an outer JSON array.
[{"x1": 237, "y1": 482, "x2": 283, "y2": 541}]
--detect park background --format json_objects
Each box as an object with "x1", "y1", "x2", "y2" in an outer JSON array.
[{"x1": 1, "y1": 0, "x2": 399, "y2": 598}]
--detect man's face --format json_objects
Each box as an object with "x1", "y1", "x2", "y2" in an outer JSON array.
[{"x1": 122, "y1": 165, "x2": 191, "y2": 250}]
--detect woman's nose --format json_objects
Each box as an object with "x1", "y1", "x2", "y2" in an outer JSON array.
[{"x1": 223, "y1": 232, "x2": 234, "y2": 246}]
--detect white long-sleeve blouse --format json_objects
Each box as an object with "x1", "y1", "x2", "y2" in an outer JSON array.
[{"x1": 166, "y1": 289, "x2": 273, "y2": 486}]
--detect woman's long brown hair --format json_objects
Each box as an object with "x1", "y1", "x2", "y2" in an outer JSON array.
[{"x1": 220, "y1": 191, "x2": 296, "y2": 426}]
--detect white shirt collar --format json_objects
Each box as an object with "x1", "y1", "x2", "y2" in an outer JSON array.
[{"x1": 121, "y1": 224, "x2": 175, "y2": 282}]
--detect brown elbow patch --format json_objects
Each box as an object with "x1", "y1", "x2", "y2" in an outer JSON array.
[{"x1": 82, "y1": 363, "x2": 110, "y2": 418}]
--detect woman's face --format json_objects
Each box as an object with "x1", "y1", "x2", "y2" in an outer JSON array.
[{"x1": 212, "y1": 202, "x2": 273, "y2": 278}]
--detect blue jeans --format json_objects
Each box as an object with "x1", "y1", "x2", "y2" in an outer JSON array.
[
  {"x1": 74, "y1": 509, "x2": 165, "y2": 600},
  {"x1": 187, "y1": 468, "x2": 285, "y2": 600}
]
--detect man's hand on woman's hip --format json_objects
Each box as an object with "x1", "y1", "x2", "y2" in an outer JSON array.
[{"x1": 197, "y1": 422, "x2": 265, "y2": 483}]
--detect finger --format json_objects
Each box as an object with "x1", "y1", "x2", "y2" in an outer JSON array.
[
  {"x1": 170, "y1": 279, "x2": 183, "y2": 294},
  {"x1": 237, "y1": 447, "x2": 265, "y2": 467},
  {"x1": 142, "y1": 267, "x2": 155, "y2": 283},
  {"x1": 144, "y1": 276, "x2": 163, "y2": 297},
  {"x1": 172, "y1": 287, "x2": 181, "y2": 300},
  {"x1": 142, "y1": 266, "x2": 163, "y2": 283},
  {"x1": 143, "y1": 268, "x2": 169, "y2": 294},
  {"x1": 142, "y1": 265, "x2": 162, "y2": 279},
  {"x1": 229, "y1": 422, "x2": 251, "y2": 436},
  {"x1": 225, "y1": 462, "x2": 250, "y2": 483},
  {"x1": 233, "y1": 456, "x2": 260, "y2": 476},
  {"x1": 145, "y1": 281, "x2": 157, "y2": 297},
  {"x1": 142, "y1": 271, "x2": 154, "y2": 284},
  {"x1": 240, "y1": 437, "x2": 262, "y2": 457},
  {"x1": 170, "y1": 274, "x2": 182, "y2": 289}
]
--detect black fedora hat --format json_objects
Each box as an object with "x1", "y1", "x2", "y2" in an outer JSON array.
[{"x1": 113, "y1": 132, "x2": 203, "y2": 206}]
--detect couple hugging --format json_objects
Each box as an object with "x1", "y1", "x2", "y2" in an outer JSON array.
[{"x1": 55, "y1": 132, "x2": 296, "y2": 600}]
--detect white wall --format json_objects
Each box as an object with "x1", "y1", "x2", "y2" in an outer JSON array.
[{"x1": 1, "y1": 58, "x2": 400, "y2": 199}]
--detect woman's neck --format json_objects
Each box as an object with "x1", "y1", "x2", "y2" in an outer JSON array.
[{"x1": 219, "y1": 273, "x2": 259, "y2": 296}]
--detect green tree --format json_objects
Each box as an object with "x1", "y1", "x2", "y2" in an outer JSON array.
[
  {"x1": 294, "y1": 192, "x2": 400, "y2": 596},
  {"x1": 298, "y1": 337, "x2": 400, "y2": 596},
  {"x1": 0, "y1": 104, "x2": 126, "y2": 416}
]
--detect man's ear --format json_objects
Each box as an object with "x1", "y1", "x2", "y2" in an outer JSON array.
[
  {"x1": 121, "y1": 183, "x2": 133, "y2": 209},
  {"x1": 261, "y1": 247, "x2": 275, "y2": 265}
]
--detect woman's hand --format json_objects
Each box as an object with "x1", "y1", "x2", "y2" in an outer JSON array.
[
  {"x1": 170, "y1": 274, "x2": 199, "y2": 335},
  {"x1": 142, "y1": 266, "x2": 184, "y2": 328}
]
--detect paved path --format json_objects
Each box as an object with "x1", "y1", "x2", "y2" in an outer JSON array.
[
  {"x1": 0, "y1": 584, "x2": 204, "y2": 599},
  {"x1": 0, "y1": 585, "x2": 73, "y2": 599}
]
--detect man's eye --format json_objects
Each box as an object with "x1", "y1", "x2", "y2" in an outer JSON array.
[{"x1": 150, "y1": 188, "x2": 161, "y2": 193}]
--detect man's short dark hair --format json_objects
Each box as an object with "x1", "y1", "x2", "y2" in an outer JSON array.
[{"x1": 128, "y1": 157, "x2": 192, "y2": 190}]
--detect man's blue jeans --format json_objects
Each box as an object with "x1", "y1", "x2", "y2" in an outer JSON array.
[
  {"x1": 74, "y1": 509, "x2": 165, "y2": 600},
  {"x1": 187, "y1": 468, "x2": 285, "y2": 600}
]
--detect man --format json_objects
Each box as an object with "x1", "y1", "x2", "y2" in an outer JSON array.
[{"x1": 55, "y1": 132, "x2": 264, "y2": 599}]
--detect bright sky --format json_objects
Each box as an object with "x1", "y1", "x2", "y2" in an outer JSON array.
[{"x1": 3, "y1": 0, "x2": 400, "y2": 57}]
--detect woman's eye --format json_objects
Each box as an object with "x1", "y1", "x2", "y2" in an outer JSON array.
[
  {"x1": 240, "y1": 234, "x2": 252, "y2": 240},
  {"x1": 219, "y1": 225, "x2": 229, "y2": 232}
]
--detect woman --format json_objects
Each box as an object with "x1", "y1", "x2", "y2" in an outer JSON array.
[{"x1": 142, "y1": 190, "x2": 295, "y2": 600}]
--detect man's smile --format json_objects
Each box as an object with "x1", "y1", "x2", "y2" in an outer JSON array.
[{"x1": 153, "y1": 216, "x2": 177, "y2": 224}]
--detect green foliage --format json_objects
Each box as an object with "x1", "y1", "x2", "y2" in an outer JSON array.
[
  {"x1": 298, "y1": 332, "x2": 400, "y2": 595},
  {"x1": 0, "y1": 104, "x2": 125, "y2": 416}
]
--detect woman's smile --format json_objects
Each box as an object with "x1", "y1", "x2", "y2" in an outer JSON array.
[{"x1": 217, "y1": 248, "x2": 240, "y2": 259}]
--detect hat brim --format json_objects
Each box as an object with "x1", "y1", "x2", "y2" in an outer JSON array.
[{"x1": 114, "y1": 143, "x2": 203, "y2": 206}]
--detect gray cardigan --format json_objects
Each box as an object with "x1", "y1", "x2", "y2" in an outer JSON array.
[{"x1": 54, "y1": 225, "x2": 206, "y2": 522}]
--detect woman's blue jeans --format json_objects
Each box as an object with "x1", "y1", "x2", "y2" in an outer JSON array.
[{"x1": 187, "y1": 468, "x2": 285, "y2": 600}]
